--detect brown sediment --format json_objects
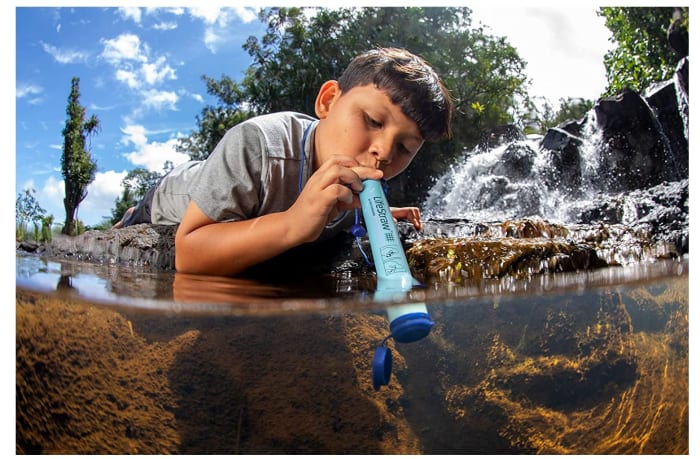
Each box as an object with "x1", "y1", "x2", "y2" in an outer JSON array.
[
  {"x1": 16, "y1": 288, "x2": 419, "y2": 454},
  {"x1": 16, "y1": 276, "x2": 688, "y2": 454}
]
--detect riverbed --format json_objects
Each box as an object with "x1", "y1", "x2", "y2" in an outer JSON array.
[{"x1": 16, "y1": 253, "x2": 688, "y2": 453}]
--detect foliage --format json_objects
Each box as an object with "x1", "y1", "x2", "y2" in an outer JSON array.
[
  {"x1": 16, "y1": 188, "x2": 49, "y2": 241},
  {"x1": 597, "y1": 7, "x2": 688, "y2": 96},
  {"x1": 520, "y1": 97, "x2": 594, "y2": 135},
  {"x1": 61, "y1": 77, "x2": 100, "y2": 236},
  {"x1": 39, "y1": 215, "x2": 54, "y2": 242},
  {"x1": 177, "y1": 7, "x2": 530, "y2": 205},
  {"x1": 176, "y1": 76, "x2": 253, "y2": 161}
]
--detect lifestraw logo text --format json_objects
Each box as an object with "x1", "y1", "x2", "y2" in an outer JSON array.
[{"x1": 373, "y1": 196, "x2": 392, "y2": 233}]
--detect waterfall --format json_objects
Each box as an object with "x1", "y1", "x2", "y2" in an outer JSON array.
[
  {"x1": 422, "y1": 74, "x2": 688, "y2": 227},
  {"x1": 422, "y1": 116, "x2": 608, "y2": 224},
  {"x1": 673, "y1": 61, "x2": 689, "y2": 141}
]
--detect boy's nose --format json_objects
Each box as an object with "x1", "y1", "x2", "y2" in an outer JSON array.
[{"x1": 370, "y1": 144, "x2": 392, "y2": 168}]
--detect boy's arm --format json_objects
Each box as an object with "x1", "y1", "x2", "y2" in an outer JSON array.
[
  {"x1": 175, "y1": 155, "x2": 382, "y2": 276},
  {"x1": 174, "y1": 201, "x2": 299, "y2": 276}
]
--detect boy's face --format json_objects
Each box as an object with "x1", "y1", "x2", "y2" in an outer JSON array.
[{"x1": 314, "y1": 82, "x2": 424, "y2": 180}]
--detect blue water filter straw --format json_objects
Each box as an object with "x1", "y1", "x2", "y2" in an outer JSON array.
[{"x1": 358, "y1": 179, "x2": 434, "y2": 390}]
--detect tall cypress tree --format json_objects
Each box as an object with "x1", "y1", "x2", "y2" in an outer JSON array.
[{"x1": 61, "y1": 77, "x2": 99, "y2": 235}]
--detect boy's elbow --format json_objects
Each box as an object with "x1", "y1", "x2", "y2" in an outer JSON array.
[
  {"x1": 174, "y1": 228, "x2": 194, "y2": 273},
  {"x1": 174, "y1": 224, "x2": 209, "y2": 274}
]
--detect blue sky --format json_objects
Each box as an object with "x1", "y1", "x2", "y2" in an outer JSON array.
[
  {"x1": 15, "y1": 4, "x2": 614, "y2": 227},
  {"x1": 16, "y1": 6, "x2": 266, "y2": 226}
]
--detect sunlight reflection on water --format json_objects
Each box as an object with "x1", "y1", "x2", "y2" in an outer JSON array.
[{"x1": 15, "y1": 253, "x2": 688, "y2": 316}]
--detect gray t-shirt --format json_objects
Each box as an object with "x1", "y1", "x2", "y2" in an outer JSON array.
[{"x1": 151, "y1": 111, "x2": 352, "y2": 239}]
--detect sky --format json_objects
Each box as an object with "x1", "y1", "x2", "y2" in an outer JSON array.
[{"x1": 13, "y1": 3, "x2": 618, "y2": 228}]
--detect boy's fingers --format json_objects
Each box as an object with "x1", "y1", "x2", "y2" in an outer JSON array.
[{"x1": 314, "y1": 163, "x2": 381, "y2": 193}]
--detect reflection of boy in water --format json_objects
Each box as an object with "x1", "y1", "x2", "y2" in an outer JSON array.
[{"x1": 115, "y1": 47, "x2": 453, "y2": 276}]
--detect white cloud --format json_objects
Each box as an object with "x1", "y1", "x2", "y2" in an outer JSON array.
[
  {"x1": 121, "y1": 124, "x2": 148, "y2": 148},
  {"x1": 188, "y1": 6, "x2": 225, "y2": 25},
  {"x1": 101, "y1": 33, "x2": 178, "y2": 105},
  {"x1": 33, "y1": 176, "x2": 64, "y2": 224},
  {"x1": 153, "y1": 21, "x2": 177, "y2": 31},
  {"x1": 179, "y1": 89, "x2": 203, "y2": 103},
  {"x1": 121, "y1": 124, "x2": 190, "y2": 173},
  {"x1": 203, "y1": 28, "x2": 223, "y2": 53},
  {"x1": 115, "y1": 69, "x2": 140, "y2": 89},
  {"x1": 141, "y1": 56, "x2": 176, "y2": 85},
  {"x1": 86, "y1": 171, "x2": 127, "y2": 210},
  {"x1": 16, "y1": 83, "x2": 43, "y2": 99},
  {"x1": 40, "y1": 42, "x2": 89, "y2": 64},
  {"x1": 100, "y1": 33, "x2": 147, "y2": 64},
  {"x1": 233, "y1": 6, "x2": 258, "y2": 24},
  {"x1": 92, "y1": 170, "x2": 128, "y2": 197},
  {"x1": 469, "y1": 6, "x2": 612, "y2": 104},
  {"x1": 118, "y1": 7, "x2": 142, "y2": 24},
  {"x1": 28, "y1": 172, "x2": 127, "y2": 227},
  {"x1": 194, "y1": 6, "x2": 259, "y2": 53},
  {"x1": 141, "y1": 89, "x2": 179, "y2": 112},
  {"x1": 124, "y1": 138, "x2": 189, "y2": 173}
]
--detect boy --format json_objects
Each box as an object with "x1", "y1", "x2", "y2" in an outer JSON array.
[{"x1": 115, "y1": 47, "x2": 453, "y2": 276}]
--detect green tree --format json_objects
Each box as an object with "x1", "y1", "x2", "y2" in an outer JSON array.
[
  {"x1": 61, "y1": 77, "x2": 100, "y2": 235},
  {"x1": 15, "y1": 188, "x2": 48, "y2": 241},
  {"x1": 40, "y1": 215, "x2": 54, "y2": 243},
  {"x1": 521, "y1": 97, "x2": 594, "y2": 135},
  {"x1": 598, "y1": 7, "x2": 689, "y2": 96}
]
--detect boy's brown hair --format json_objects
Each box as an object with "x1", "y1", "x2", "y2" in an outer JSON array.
[{"x1": 337, "y1": 47, "x2": 453, "y2": 142}]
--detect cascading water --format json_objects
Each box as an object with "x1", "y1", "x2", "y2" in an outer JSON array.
[
  {"x1": 422, "y1": 67, "x2": 688, "y2": 231},
  {"x1": 422, "y1": 115, "x2": 608, "y2": 224}
]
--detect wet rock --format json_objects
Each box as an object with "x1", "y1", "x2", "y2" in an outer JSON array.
[
  {"x1": 644, "y1": 79, "x2": 688, "y2": 175},
  {"x1": 667, "y1": 8, "x2": 688, "y2": 60},
  {"x1": 593, "y1": 89, "x2": 679, "y2": 191},
  {"x1": 407, "y1": 236, "x2": 607, "y2": 283},
  {"x1": 17, "y1": 240, "x2": 41, "y2": 253},
  {"x1": 43, "y1": 223, "x2": 362, "y2": 277},
  {"x1": 536, "y1": 67, "x2": 688, "y2": 196},
  {"x1": 540, "y1": 127, "x2": 584, "y2": 193},
  {"x1": 492, "y1": 143, "x2": 535, "y2": 181},
  {"x1": 45, "y1": 224, "x2": 178, "y2": 271},
  {"x1": 566, "y1": 179, "x2": 689, "y2": 254},
  {"x1": 479, "y1": 124, "x2": 525, "y2": 150}
]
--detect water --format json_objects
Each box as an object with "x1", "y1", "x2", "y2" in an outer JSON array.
[{"x1": 16, "y1": 253, "x2": 688, "y2": 453}]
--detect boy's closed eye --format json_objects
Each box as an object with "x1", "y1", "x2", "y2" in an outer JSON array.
[{"x1": 364, "y1": 112, "x2": 382, "y2": 129}]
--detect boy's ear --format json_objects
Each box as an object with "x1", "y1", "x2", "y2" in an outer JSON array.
[{"x1": 315, "y1": 80, "x2": 341, "y2": 119}]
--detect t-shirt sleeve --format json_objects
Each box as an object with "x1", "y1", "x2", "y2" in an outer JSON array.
[{"x1": 188, "y1": 122, "x2": 266, "y2": 222}]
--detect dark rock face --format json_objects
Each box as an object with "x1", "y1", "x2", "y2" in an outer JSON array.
[
  {"x1": 594, "y1": 89, "x2": 679, "y2": 190},
  {"x1": 540, "y1": 126, "x2": 584, "y2": 193},
  {"x1": 541, "y1": 58, "x2": 688, "y2": 195},
  {"x1": 479, "y1": 124, "x2": 526, "y2": 150}
]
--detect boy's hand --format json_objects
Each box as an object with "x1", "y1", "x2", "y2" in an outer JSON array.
[
  {"x1": 390, "y1": 206, "x2": 423, "y2": 232},
  {"x1": 287, "y1": 155, "x2": 383, "y2": 243}
]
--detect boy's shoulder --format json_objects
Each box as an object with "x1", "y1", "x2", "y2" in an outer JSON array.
[
  {"x1": 227, "y1": 112, "x2": 317, "y2": 159},
  {"x1": 243, "y1": 111, "x2": 317, "y2": 133}
]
